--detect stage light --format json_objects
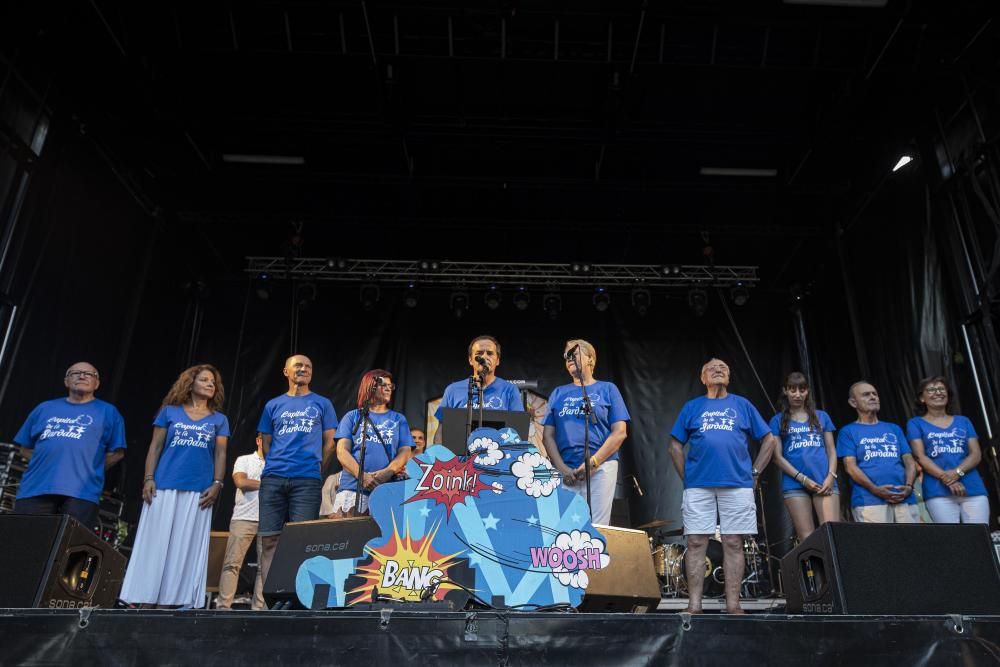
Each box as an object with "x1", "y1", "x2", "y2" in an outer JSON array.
[
  {"x1": 403, "y1": 282, "x2": 419, "y2": 308},
  {"x1": 484, "y1": 285, "x2": 502, "y2": 310},
  {"x1": 631, "y1": 288, "x2": 651, "y2": 316},
  {"x1": 255, "y1": 272, "x2": 271, "y2": 301},
  {"x1": 359, "y1": 283, "x2": 380, "y2": 312},
  {"x1": 592, "y1": 287, "x2": 611, "y2": 312},
  {"x1": 571, "y1": 262, "x2": 591, "y2": 274},
  {"x1": 419, "y1": 259, "x2": 440, "y2": 272},
  {"x1": 326, "y1": 257, "x2": 347, "y2": 270},
  {"x1": 296, "y1": 282, "x2": 317, "y2": 309},
  {"x1": 543, "y1": 292, "x2": 561, "y2": 320},
  {"x1": 687, "y1": 287, "x2": 708, "y2": 316},
  {"x1": 731, "y1": 284, "x2": 750, "y2": 307},
  {"x1": 450, "y1": 290, "x2": 470, "y2": 319},
  {"x1": 513, "y1": 287, "x2": 530, "y2": 311},
  {"x1": 892, "y1": 155, "x2": 914, "y2": 172}
]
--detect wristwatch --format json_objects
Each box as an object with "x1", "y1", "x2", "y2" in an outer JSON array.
[
  {"x1": 213, "y1": 479, "x2": 224, "y2": 488},
  {"x1": 956, "y1": 467, "x2": 965, "y2": 477},
  {"x1": 752, "y1": 467, "x2": 760, "y2": 477}
]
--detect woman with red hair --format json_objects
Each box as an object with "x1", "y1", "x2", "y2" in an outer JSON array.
[
  {"x1": 331, "y1": 369, "x2": 414, "y2": 517},
  {"x1": 120, "y1": 364, "x2": 229, "y2": 608}
]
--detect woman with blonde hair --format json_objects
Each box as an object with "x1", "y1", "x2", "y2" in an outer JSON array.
[
  {"x1": 543, "y1": 339, "x2": 630, "y2": 525},
  {"x1": 120, "y1": 364, "x2": 229, "y2": 608}
]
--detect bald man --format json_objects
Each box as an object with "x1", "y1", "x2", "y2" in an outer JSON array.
[
  {"x1": 668, "y1": 358, "x2": 777, "y2": 614},
  {"x1": 12, "y1": 361, "x2": 126, "y2": 529},
  {"x1": 255, "y1": 355, "x2": 338, "y2": 597}
]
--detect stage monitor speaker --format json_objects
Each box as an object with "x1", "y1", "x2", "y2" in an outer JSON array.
[
  {"x1": 0, "y1": 513, "x2": 127, "y2": 608},
  {"x1": 263, "y1": 516, "x2": 380, "y2": 609},
  {"x1": 782, "y1": 522, "x2": 1000, "y2": 615},
  {"x1": 579, "y1": 524, "x2": 661, "y2": 613}
]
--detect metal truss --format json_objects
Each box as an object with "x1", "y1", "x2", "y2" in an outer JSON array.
[{"x1": 245, "y1": 257, "x2": 758, "y2": 289}]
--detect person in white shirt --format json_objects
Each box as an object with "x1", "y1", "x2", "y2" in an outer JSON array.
[{"x1": 216, "y1": 434, "x2": 266, "y2": 610}]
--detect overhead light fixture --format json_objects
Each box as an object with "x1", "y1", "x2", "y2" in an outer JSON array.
[
  {"x1": 484, "y1": 285, "x2": 502, "y2": 310},
  {"x1": 688, "y1": 287, "x2": 708, "y2": 317},
  {"x1": 699, "y1": 167, "x2": 778, "y2": 177},
  {"x1": 730, "y1": 284, "x2": 750, "y2": 307},
  {"x1": 660, "y1": 265, "x2": 682, "y2": 276},
  {"x1": 418, "y1": 259, "x2": 440, "y2": 272},
  {"x1": 403, "y1": 282, "x2": 419, "y2": 308},
  {"x1": 892, "y1": 155, "x2": 914, "y2": 172},
  {"x1": 631, "y1": 288, "x2": 651, "y2": 317},
  {"x1": 450, "y1": 290, "x2": 469, "y2": 319},
  {"x1": 513, "y1": 287, "x2": 530, "y2": 311},
  {"x1": 543, "y1": 292, "x2": 561, "y2": 320},
  {"x1": 326, "y1": 257, "x2": 347, "y2": 270},
  {"x1": 222, "y1": 154, "x2": 306, "y2": 165},
  {"x1": 592, "y1": 287, "x2": 611, "y2": 312},
  {"x1": 359, "y1": 283, "x2": 380, "y2": 312},
  {"x1": 254, "y1": 272, "x2": 271, "y2": 301},
  {"x1": 571, "y1": 262, "x2": 591, "y2": 275}
]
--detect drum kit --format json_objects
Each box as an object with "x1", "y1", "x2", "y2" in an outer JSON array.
[{"x1": 639, "y1": 518, "x2": 773, "y2": 599}]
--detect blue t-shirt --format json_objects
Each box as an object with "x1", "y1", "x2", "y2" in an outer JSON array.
[
  {"x1": 257, "y1": 393, "x2": 338, "y2": 480},
  {"x1": 670, "y1": 394, "x2": 771, "y2": 489},
  {"x1": 769, "y1": 411, "x2": 837, "y2": 493},
  {"x1": 434, "y1": 377, "x2": 524, "y2": 421},
  {"x1": 334, "y1": 409, "x2": 414, "y2": 494},
  {"x1": 836, "y1": 421, "x2": 916, "y2": 507},
  {"x1": 14, "y1": 398, "x2": 127, "y2": 503},
  {"x1": 905, "y1": 415, "x2": 986, "y2": 500},
  {"x1": 152, "y1": 405, "x2": 230, "y2": 492},
  {"x1": 542, "y1": 381, "x2": 630, "y2": 468}
]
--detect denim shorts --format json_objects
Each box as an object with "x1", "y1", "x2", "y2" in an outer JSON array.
[
  {"x1": 258, "y1": 476, "x2": 322, "y2": 536},
  {"x1": 783, "y1": 488, "x2": 839, "y2": 499}
]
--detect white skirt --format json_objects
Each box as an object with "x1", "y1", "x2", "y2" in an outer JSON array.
[{"x1": 120, "y1": 489, "x2": 212, "y2": 607}]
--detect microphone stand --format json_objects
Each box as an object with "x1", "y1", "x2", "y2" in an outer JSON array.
[
  {"x1": 568, "y1": 351, "x2": 594, "y2": 516},
  {"x1": 353, "y1": 382, "x2": 378, "y2": 515},
  {"x1": 465, "y1": 374, "x2": 477, "y2": 447}
]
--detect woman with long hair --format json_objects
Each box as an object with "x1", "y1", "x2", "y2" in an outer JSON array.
[
  {"x1": 120, "y1": 364, "x2": 229, "y2": 608},
  {"x1": 331, "y1": 369, "x2": 413, "y2": 517},
  {"x1": 906, "y1": 375, "x2": 989, "y2": 524},
  {"x1": 543, "y1": 339, "x2": 630, "y2": 525},
  {"x1": 769, "y1": 372, "x2": 839, "y2": 542}
]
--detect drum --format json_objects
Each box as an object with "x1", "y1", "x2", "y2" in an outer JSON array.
[
  {"x1": 679, "y1": 538, "x2": 725, "y2": 597},
  {"x1": 652, "y1": 543, "x2": 685, "y2": 579}
]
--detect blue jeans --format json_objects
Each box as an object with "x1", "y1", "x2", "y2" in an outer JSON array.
[
  {"x1": 15, "y1": 494, "x2": 100, "y2": 530},
  {"x1": 258, "y1": 476, "x2": 321, "y2": 536}
]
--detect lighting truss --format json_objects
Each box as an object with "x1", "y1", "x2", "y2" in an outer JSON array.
[{"x1": 246, "y1": 257, "x2": 758, "y2": 289}]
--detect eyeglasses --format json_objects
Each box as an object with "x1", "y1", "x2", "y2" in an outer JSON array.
[
  {"x1": 924, "y1": 386, "x2": 948, "y2": 395},
  {"x1": 705, "y1": 365, "x2": 729, "y2": 373},
  {"x1": 66, "y1": 370, "x2": 99, "y2": 379}
]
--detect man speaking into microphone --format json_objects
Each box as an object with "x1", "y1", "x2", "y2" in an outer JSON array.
[{"x1": 433, "y1": 335, "x2": 524, "y2": 444}]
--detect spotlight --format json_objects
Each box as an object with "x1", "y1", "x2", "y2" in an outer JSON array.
[
  {"x1": 450, "y1": 290, "x2": 470, "y2": 319},
  {"x1": 359, "y1": 283, "x2": 380, "y2": 312},
  {"x1": 730, "y1": 284, "x2": 749, "y2": 307},
  {"x1": 296, "y1": 281, "x2": 317, "y2": 309},
  {"x1": 687, "y1": 287, "x2": 708, "y2": 317},
  {"x1": 789, "y1": 283, "x2": 805, "y2": 311},
  {"x1": 892, "y1": 155, "x2": 914, "y2": 172},
  {"x1": 403, "y1": 282, "x2": 419, "y2": 308},
  {"x1": 419, "y1": 259, "x2": 440, "y2": 272},
  {"x1": 326, "y1": 257, "x2": 347, "y2": 270},
  {"x1": 255, "y1": 272, "x2": 271, "y2": 301},
  {"x1": 631, "y1": 288, "x2": 651, "y2": 316},
  {"x1": 484, "y1": 285, "x2": 502, "y2": 310},
  {"x1": 592, "y1": 287, "x2": 611, "y2": 312},
  {"x1": 512, "y1": 287, "x2": 530, "y2": 311},
  {"x1": 543, "y1": 292, "x2": 561, "y2": 320},
  {"x1": 571, "y1": 262, "x2": 591, "y2": 274}
]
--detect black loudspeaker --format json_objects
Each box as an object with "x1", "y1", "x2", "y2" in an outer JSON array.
[
  {"x1": 263, "y1": 516, "x2": 380, "y2": 608},
  {"x1": 579, "y1": 524, "x2": 661, "y2": 613},
  {"x1": 782, "y1": 522, "x2": 1000, "y2": 615},
  {"x1": 0, "y1": 514, "x2": 127, "y2": 608}
]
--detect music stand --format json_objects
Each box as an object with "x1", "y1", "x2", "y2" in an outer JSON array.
[{"x1": 439, "y1": 408, "x2": 531, "y2": 457}]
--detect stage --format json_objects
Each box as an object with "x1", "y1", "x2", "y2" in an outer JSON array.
[{"x1": 2, "y1": 608, "x2": 998, "y2": 666}]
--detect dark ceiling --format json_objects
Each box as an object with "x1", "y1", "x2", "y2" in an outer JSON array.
[{"x1": 3, "y1": 1, "x2": 998, "y2": 274}]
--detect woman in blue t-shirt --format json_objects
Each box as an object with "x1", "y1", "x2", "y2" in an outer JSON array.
[
  {"x1": 769, "y1": 372, "x2": 839, "y2": 542},
  {"x1": 120, "y1": 364, "x2": 230, "y2": 608},
  {"x1": 331, "y1": 369, "x2": 413, "y2": 517},
  {"x1": 542, "y1": 339, "x2": 630, "y2": 525},
  {"x1": 906, "y1": 375, "x2": 989, "y2": 524}
]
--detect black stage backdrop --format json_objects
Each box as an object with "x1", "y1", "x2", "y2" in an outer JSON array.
[{"x1": 1, "y1": 118, "x2": 997, "y2": 555}]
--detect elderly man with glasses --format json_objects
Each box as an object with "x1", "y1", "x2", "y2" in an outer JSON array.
[{"x1": 12, "y1": 361, "x2": 127, "y2": 529}]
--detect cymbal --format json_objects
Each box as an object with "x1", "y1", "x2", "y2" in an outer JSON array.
[{"x1": 636, "y1": 518, "x2": 674, "y2": 530}]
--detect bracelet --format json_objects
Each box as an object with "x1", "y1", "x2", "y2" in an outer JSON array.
[
  {"x1": 794, "y1": 472, "x2": 803, "y2": 482},
  {"x1": 143, "y1": 476, "x2": 154, "y2": 482},
  {"x1": 213, "y1": 479, "x2": 224, "y2": 487},
  {"x1": 830, "y1": 472, "x2": 838, "y2": 480},
  {"x1": 590, "y1": 456, "x2": 601, "y2": 469}
]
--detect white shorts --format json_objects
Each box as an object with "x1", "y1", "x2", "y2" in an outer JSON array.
[
  {"x1": 924, "y1": 495, "x2": 990, "y2": 524},
  {"x1": 683, "y1": 487, "x2": 757, "y2": 535},
  {"x1": 331, "y1": 490, "x2": 369, "y2": 515},
  {"x1": 851, "y1": 503, "x2": 921, "y2": 523}
]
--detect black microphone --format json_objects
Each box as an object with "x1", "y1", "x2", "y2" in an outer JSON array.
[
  {"x1": 474, "y1": 355, "x2": 488, "y2": 367},
  {"x1": 564, "y1": 344, "x2": 580, "y2": 361}
]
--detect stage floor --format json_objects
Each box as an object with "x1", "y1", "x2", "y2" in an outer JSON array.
[{"x1": 1, "y1": 608, "x2": 998, "y2": 666}]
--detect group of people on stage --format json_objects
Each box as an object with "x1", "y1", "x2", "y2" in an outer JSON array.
[{"x1": 6, "y1": 337, "x2": 992, "y2": 611}]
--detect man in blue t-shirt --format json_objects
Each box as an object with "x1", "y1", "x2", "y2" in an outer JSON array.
[
  {"x1": 432, "y1": 335, "x2": 524, "y2": 445},
  {"x1": 255, "y1": 354, "x2": 338, "y2": 595},
  {"x1": 836, "y1": 381, "x2": 919, "y2": 523},
  {"x1": 13, "y1": 361, "x2": 126, "y2": 529},
  {"x1": 668, "y1": 358, "x2": 777, "y2": 614}
]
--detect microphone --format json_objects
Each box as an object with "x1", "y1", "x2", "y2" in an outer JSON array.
[
  {"x1": 474, "y1": 355, "x2": 488, "y2": 368},
  {"x1": 564, "y1": 344, "x2": 580, "y2": 361}
]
